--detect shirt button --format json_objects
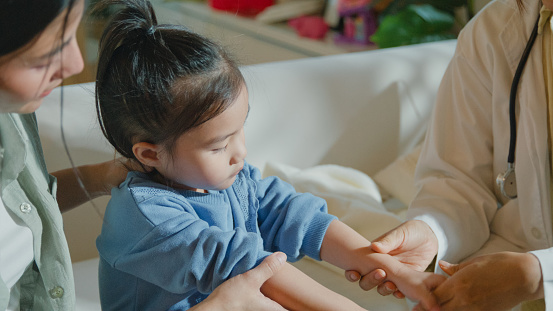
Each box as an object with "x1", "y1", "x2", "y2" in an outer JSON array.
[
  {"x1": 49, "y1": 286, "x2": 64, "y2": 299},
  {"x1": 19, "y1": 202, "x2": 32, "y2": 214},
  {"x1": 531, "y1": 227, "x2": 542, "y2": 239}
]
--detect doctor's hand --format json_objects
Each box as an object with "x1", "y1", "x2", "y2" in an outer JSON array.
[
  {"x1": 190, "y1": 252, "x2": 288, "y2": 311},
  {"x1": 425, "y1": 252, "x2": 544, "y2": 311},
  {"x1": 345, "y1": 220, "x2": 439, "y2": 297}
]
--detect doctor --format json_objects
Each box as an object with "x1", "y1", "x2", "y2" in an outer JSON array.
[{"x1": 348, "y1": 0, "x2": 552, "y2": 309}]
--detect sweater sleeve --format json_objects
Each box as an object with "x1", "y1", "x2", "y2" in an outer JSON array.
[
  {"x1": 96, "y1": 185, "x2": 271, "y2": 295},
  {"x1": 244, "y1": 164, "x2": 337, "y2": 262}
]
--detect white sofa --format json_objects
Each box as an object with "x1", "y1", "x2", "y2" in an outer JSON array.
[{"x1": 37, "y1": 39, "x2": 456, "y2": 310}]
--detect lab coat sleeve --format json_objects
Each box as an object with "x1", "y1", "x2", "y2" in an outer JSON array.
[
  {"x1": 408, "y1": 29, "x2": 501, "y2": 264},
  {"x1": 529, "y1": 248, "x2": 553, "y2": 309}
]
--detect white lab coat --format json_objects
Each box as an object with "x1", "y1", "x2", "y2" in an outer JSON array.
[{"x1": 409, "y1": 0, "x2": 553, "y2": 308}]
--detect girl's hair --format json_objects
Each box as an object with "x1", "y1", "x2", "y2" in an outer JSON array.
[
  {"x1": 95, "y1": 0, "x2": 245, "y2": 161},
  {"x1": 0, "y1": 0, "x2": 74, "y2": 57}
]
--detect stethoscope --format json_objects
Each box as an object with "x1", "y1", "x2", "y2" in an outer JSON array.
[{"x1": 496, "y1": 13, "x2": 540, "y2": 199}]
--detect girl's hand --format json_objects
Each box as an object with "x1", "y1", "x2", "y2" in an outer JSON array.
[
  {"x1": 345, "y1": 220, "x2": 439, "y2": 296},
  {"x1": 418, "y1": 252, "x2": 544, "y2": 311},
  {"x1": 388, "y1": 266, "x2": 446, "y2": 311},
  {"x1": 192, "y1": 252, "x2": 288, "y2": 311}
]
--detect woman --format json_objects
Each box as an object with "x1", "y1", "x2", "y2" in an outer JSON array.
[
  {"x1": 348, "y1": 0, "x2": 551, "y2": 309},
  {"x1": 0, "y1": 0, "x2": 286, "y2": 310}
]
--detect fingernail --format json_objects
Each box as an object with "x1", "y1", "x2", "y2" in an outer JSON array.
[
  {"x1": 375, "y1": 271, "x2": 385, "y2": 281},
  {"x1": 348, "y1": 272, "x2": 359, "y2": 281},
  {"x1": 438, "y1": 260, "x2": 450, "y2": 268},
  {"x1": 275, "y1": 252, "x2": 286, "y2": 264}
]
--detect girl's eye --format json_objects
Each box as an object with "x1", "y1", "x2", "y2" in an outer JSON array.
[
  {"x1": 33, "y1": 63, "x2": 50, "y2": 70},
  {"x1": 213, "y1": 145, "x2": 228, "y2": 153}
]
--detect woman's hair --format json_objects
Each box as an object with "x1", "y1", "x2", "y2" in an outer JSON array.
[
  {"x1": 0, "y1": 0, "x2": 75, "y2": 57},
  {"x1": 95, "y1": 0, "x2": 245, "y2": 160}
]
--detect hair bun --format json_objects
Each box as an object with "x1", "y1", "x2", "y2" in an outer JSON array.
[{"x1": 145, "y1": 25, "x2": 157, "y2": 39}]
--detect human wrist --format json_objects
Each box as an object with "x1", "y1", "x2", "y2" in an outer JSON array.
[
  {"x1": 97, "y1": 158, "x2": 133, "y2": 195},
  {"x1": 100, "y1": 159, "x2": 124, "y2": 194},
  {"x1": 357, "y1": 252, "x2": 400, "y2": 278},
  {"x1": 413, "y1": 219, "x2": 438, "y2": 243},
  {"x1": 407, "y1": 217, "x2": 442, "y2": 258},
  {"x1": 78, "y1": 160, "x2": 121, "y2": 197}
]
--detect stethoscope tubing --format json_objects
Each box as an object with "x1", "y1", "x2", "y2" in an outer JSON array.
[
  {"x1": 507, "y1": 14, "x2": 540, "y2": 164},
  {"x1": 497, "y1": 12, "x2": 540, "y2": 200}
]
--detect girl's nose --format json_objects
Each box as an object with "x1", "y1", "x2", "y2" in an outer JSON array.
[{"x1": 230, "y1": 134, "x2": 247, "y2": 165}]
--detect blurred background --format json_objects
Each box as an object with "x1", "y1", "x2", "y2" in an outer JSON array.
[{"x1": 65, "y1": 0, "x2": 491, "y2": 86}]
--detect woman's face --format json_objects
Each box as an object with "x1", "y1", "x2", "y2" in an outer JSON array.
[{"x1": 0, "y1": 0, "x2": 84, "y2": 114}]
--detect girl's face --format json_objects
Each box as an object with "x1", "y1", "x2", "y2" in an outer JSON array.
[
  {"x1": 157, "y1": 85, "x2": 249, "y2": 192},
  {"x1": 0, "y1": 0, "x2": 84, "y2": 114}
]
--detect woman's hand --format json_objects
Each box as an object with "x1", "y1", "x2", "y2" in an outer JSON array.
[
  {"x1": 53, "y1": 157, "x2": 145, "y2": 212},
  {"x1": 419, "y1": 252, "x2": 544, "y2": 311},
  {"x1": 99, "y1": 157, "x2": 146, "y2": 194},
  {"x1": 345, "y1": 220, "x2": 439, "y2": 297},
  {"x1": 191, "y1": 252, "x2": 288, "y2": 311}
]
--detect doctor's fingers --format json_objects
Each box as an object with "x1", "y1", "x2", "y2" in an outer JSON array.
[
  {"x1": 345, "y1": 270, "x2": 362, "y2": 282},
  {"x1": 370, "y1": 225, "x2": 408, "y2": 254},
  {"x1": 376, "y1": 281, "x2": 402, "y2": 297},
  {"x1": 354, "y1": 268, "x2": 390, "y2": 291},
  {"x1": 346, "y1": 269, "x2": 404, "y2": 297},
  {"x1": 437, "y1": 260, "x2": 461, "y2": 276}
]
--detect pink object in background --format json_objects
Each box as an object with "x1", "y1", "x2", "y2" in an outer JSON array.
[
  {"x1": 288, "y1": 16, "x2": 329, "y2": 40},
  {"x1": 209, "y1": 0, "x2": 274, "y2": 16},
  {"x1": 334, "y1": 1, "x2": 377, "y2": 45}
]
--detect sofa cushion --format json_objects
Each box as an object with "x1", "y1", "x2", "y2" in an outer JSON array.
[{"x1": 373, "y1": 143, "x2": 422, "y2": 206}]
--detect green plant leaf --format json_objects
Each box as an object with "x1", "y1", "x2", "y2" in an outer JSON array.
[
  {"x1": 379, "y1": 0, "x2": 468, "y2": 17},
  {"x1": 371, "y1": 4, "x2": 456, "y2": 48}
]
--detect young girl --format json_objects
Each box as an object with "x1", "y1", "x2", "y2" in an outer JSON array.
[{"x1": 94, "y1": 1, "x2": 446, "y2": 310}]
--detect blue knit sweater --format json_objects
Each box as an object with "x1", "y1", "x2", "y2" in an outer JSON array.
[{"x1": 96, "y1": 162, "x2": 336, "y2": 310}]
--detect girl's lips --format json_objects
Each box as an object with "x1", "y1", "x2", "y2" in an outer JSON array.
[{"x1": 234, "y1": 166, "x2": 244, "y2": 176}]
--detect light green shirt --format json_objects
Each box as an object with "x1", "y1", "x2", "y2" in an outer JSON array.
[{"x1": 0, "y1": 112, "x2": 75, "y2": 310}]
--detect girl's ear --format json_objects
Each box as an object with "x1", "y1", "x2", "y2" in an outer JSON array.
[{"x1": 132, "y1": 142, "x2": 162, "y2": 168}]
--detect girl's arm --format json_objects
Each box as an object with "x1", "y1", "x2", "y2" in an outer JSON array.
[
  {"x1": 320, "y1": 220, "x2": 445, "y2": 311},
  {"x1": 261, "y1": 261, "x2": 366, "y2": 311},
  {"x1": 52, "y1": 158, "x2": 131, "y2": 212},
  {"x1": 190, "y1": 252, "x2": 288, "y2": 311}
]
